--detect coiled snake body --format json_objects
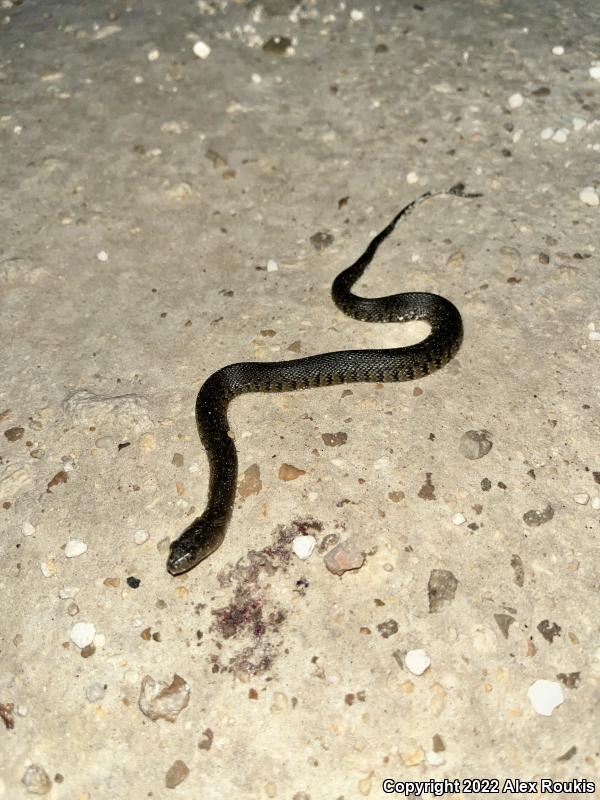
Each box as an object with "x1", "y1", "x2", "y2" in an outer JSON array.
[{"x1": 167, "y1": 183, "x2": 481, "y2": 575}]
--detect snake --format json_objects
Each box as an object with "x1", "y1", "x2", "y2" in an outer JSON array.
[{"x1": 167, "y1": 182, "x2": 481, "y2": 575}]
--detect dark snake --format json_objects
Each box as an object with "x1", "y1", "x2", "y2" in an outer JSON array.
[{"x1": 167, "y1": 182, "x2": 481, "y2": 575}]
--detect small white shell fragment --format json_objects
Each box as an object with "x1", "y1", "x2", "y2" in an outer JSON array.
[
  {"x1": 40, "y1": 559, "x2": 57, "y2": 577},
  {"x1": 58, "y1": 586, "x2": 80, "y2": 599},
  {"x1": 589, "y1": 331, "x2": 600, "y2": 341},
  {"x1": 147, "y1": 48, "x2": 160, "y2": 61},
  {"x1": 22, "y1": 521, "x2": 35, "y2": 536},
  {"x1": 452, "y1": 512, "x2": 466, "y2": 525},
  {"x1": 508, "y1": 92, "x2": 524, "y2": 109},
  {"x1": 350, "y1": 9, "x2": 364, "y2": 20},
  {"x1": 266, "y1": 259, "x2": 278, "y2": 272},
  {"x1": 192, "y1": 40, "x2": 211, "y2": 59},
  {"x1": 134, "y1": 529, "x2": 149, "y2": 544},
  {"x1": 573, "y1": 493, "x2": 590, "y2": 505},
  {"x1": 589, "y1": 65, "x2": 600, "y2": 81},
  {"x1": 406, "y1": 171, "x2": 419, "y2": 184},
  {"x1": 591, "y1": 496, "x2": 600, "y2": 510},
  {"x1": 540, "y1": 127, "x2": 554, "y2": 140},
  {"x1": 405, "y1": 649, "x2": 431, "y2": 675},
  {"x1": 552, "y1": 128, "x2": 568, "y2": 143},
  {"x1": 251, "y1": 73, "x2": 262, "y2": 84},
  {"x1": 573, "y1": 117, "x2": 586, "y2": 131},
  {"x1": 425, "y1": 750, "x2": 445, "y2": 766},
  {"x1": 552, "y1": 45, "x2": 564, "y2": 55},
  {"x1": 579, "y1": 186, "x2": 599, "y2": 206},
  {"x1": 292, "y1": 534, "x2": 316, "y2": 560},
  {"x1": 64, "y1": 539, "x2": 88, "y2": 558},
  {"x1": 70, "y1": 621, "x2": 96, "y2": 649},
  {"x1": 527, "y1": 679, "x2": 564, "y2": 716},
  {"x1": 96, "y1": 250, "x2": 108, "y2": 262}
]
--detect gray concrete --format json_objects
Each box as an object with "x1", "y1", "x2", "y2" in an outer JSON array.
[{"x1": 1, "y1": 0, "x2": 599, "y2": 797}]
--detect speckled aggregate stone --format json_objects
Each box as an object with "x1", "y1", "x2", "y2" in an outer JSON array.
[{"x1": 1, "y1": 0, "x2": 599, "y2": 797}]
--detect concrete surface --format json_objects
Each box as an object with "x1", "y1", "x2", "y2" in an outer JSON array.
[{"x1": 1, "y1": 0, "x2": 599, "y2": 798}]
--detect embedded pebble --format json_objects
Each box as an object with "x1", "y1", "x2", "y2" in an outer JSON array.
[
  {"x1": 95, "y1": 435, "x2": 115, "y2": 450},
  {"x1": 139, "y1": 673, "x2": 190, "y2": 722},
  {"x1": 552, "y1": 45, "x2": 564, "y2": 55},
  {"x1": 58, "y1": 586, "x2": 80, "y2": 599},
  {"x1": 405, "y1": 649, "x2": 431, "y2": 675},
  {"x1": 451, "y1": 512, "x2": 466, "y2": 525},
  {"x1": 85, "y1": 683, "x2": 106, "y2": 702},
  {"x1": 134, "y1": 529, "x2": 149, "y2": 544},
  {"x1": 589, "y1": 65, "x2": 600, "y2": 81},
  {"x1": 292, "y1": 535, "x2": 316, "y2": 560},
  {"x1": 428, "y1": 569, "x2": 458, "y2": 612},
  {"x1": 324, "y1": 539, "x2": 365, "y2": 575},
  {"x1": 589, "y1": 331, "x2": 600, "y2": 341},
  {"x1": 165, "y1": 760, "x2": 189, "y2": 789},
  {"x1": 459, "y1": 429, "x2": 493, "y2": 459},
  {"x1": 591, "y1": 496, "x2": 600, "y2": 510},
  {"x1": 278, "y1": 463, "x2": 305, "y2": 481},
  {"x1": 21, "y1": 764, "x2": 51, "y2": 795},
  {"x1": 22, "y1": 521, "x2": 35, "y2": 536},
  {"x1": 350, "y1": 9, "x2": 365, "y2": 21},
  {"x1": 540, "y1": 127, "x2": 554, "y2": 140},
  {"x1": 40, "y1": 559, "x2": 57, "y2": 578},
  {"x1": 552, "y1": 128, "x2": 568, "y2": 143},
  {"x1": 527, "y1": 679, "x2": 564, "y2": 716},
  {"x1": 406, "y1": 171, "x2": 419, "y2": 184},
  {"x1": 425, "y1": 749, "x2": 445, "y2": 766},
  {"x1": 573, "y1": 117, "x2": 586, "y2": 131},
  {"x1": 579, "y1": 186, "x2": 599, "y2": 206},
  {"x1": 508, "y1": 92, "x2": 524, "y2": 109},
  {"x1": 266, "y1": 259, "x2": 278, "y2": 272},
  {"x1": 96, "y1": 250, "x2": 108, "y2": 262},
  {"x1": 147, "y1": 48, "x2": 160, "y2": 61},
  {"x1": 70, "y1": 622, "x2": 96, "y2": 649},
  {"x1": 64, "y1": 539, "x2": 87, "y2": 558},
  {"x1": 192, "y1": 40, "x2": 210, "y2": 59},
  {"x1": 251, "y1": 73, "x2": 262, "y2": 85},
  {"x1": 573, "y1": 493, "x2": 589, "y2": 505}
]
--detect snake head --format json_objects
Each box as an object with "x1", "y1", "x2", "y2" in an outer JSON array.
[{"x1": 167, "y1": 516, "x2": 226, "y2": 576}]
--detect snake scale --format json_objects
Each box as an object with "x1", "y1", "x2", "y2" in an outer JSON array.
[{"x1": 167, "y1": 182, "x2": 481, "y2": 575}]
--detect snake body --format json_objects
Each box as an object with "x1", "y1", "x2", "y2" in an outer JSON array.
[{"x1": 167, "y1": 183, "x2": 481, "y2": 575}]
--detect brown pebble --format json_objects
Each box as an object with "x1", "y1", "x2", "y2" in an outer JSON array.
[
  {"x1": 278, "y1": 463, "x2": 306, "y2": 481},
  {"x1": 376, "y1": 619, "x2": 398, "y2": 638},
  {"x1": 510, "y1": 554, "x2": 525, "y2": 587},
  {"x1": 238, "y1": 464, "x2": 262, "y2": 498},
  {"x1": 321, "y1": 432, "x2": 347, "y2": 447},
  {"x1": 494, "y1": 613, "x2": 515, "y2": 639},
  {"x1": 4, "y1": 426, "x2": 24, "y2": 441},
  {"x1": 165, "y1": 759, "x2": 189, "y2": 789},
  {"x1": 537, "y1": 619, "x2": 561, "y2": 643},
  {"x1": 523, "y1": 504, "x2": 554, "y2": 526},
  {"x1": 324, "y1": 540, "x2": 365, "y2": 575},
  {"x1": 428, "y1": 569, "x2": 458, "y2": 613},
  {"x1": 198, "y1": 727, "x2": 214, "y2": 750},
  {"x1": 262, "y1": 35, "x2": 292, "y2": 54}
]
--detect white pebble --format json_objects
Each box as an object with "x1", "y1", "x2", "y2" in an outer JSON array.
[
  {"x1": 64, "y1": 539, "x2": 88, "y2": 558},
  {"x1": 573, "y1": 117, "x2": 586, "y2": 131},
  {"x1": 406, "y1": 171, "x2": 419, "y2": 184},
  {"x1": 590, "y1": 331, "x2": 600, "y2": 341},
  {"x1": 552, "y1": 128, "x2": 569, "y2": 143},
  {"x1": 508, "y1": 92, "x2": 524, "y2": 109},
  {"x1": 405, "y1": 649, "x2": 431, "y2": 675},
  {"x1": 266, "y1": 259, "x2": 278, "y2": 272},
  {"x1": 192, "y1": 40, "x2": 211, "y2": 59},
  {"x1": 59, "y1": 586, "x2": 80, "y2": 599},
  {"x1": 22, "y1": 521, "x2": 35, "y2": 537},
  {"x1": 93, "y1": 633, "x2": 106, "y2": 648},
  {"x1": 96, "y1": 250, "x2": 109, "y2": 262},
  {"x1": 540, "y1": 127, "x2": 554, "y2": 140},
  {"x1": 527, "y1": 679, "x2": 564, "y2": 716},
  {"x1": 425, "y1": 750, "x2": 445, "y2": 766},
  {"x1": 251, "y1": 73, "x2": 262, "y2": 85},
  {"x1": 292, "y1": 535, "x2": 316, "y2": 560},
  {"x1": 147, "y1": 48, "x2": 160, "y2": 61},
  {"x1": 552, "y1": 45, "x2": 564, "y2": 55},
  {"x1": 40, "y1": 559, "x2": 57, "y2": 578},
  {"x1": 579, "y1": 186, "x2": 599, "y2": 206},
  {"x1": 134, "y1": 529, "x2": 149, "y2": 544},
  {"x1": 451, "y1": 512, "x2": 466, "y2": 525},
  {"x1": 70, "y1": 621, "x2": 96, "y2": 649},
  {"x1": 350, "y1": 9, "x2": 364, "y2": 21},
  {"x1": 591, "y1": 496, "x2": 600, "y2": 510},
  {"x1": 589, "y1": 65, "x2": 600, "y2": 81},
  {"x1": 573, "y1": 493, "x2": 589, "y2": 505}
]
